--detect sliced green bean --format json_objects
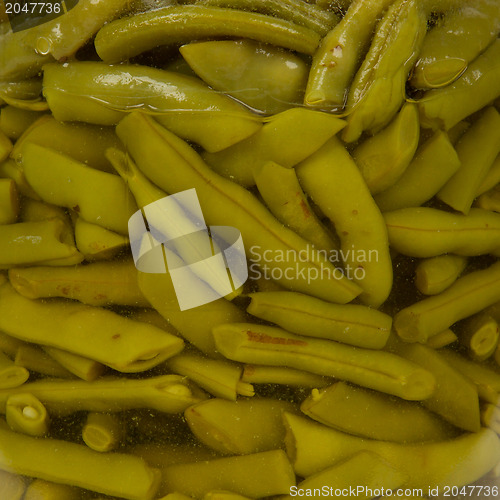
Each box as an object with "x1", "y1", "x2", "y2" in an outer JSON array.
[
  {"x1": 305, "y1": 0, "x2": 394, "y2": 109},
  {"x1": 447, "y1": 120, "x2": 471, "y2": 145},
  {"x1": 82, "y1": 412, "x2": 124, "y2": 453},
  {"x1": 0, "y1": 351, "x2": 29, "y2": 390},
  {"x1": 185, "y1": 398, "x2": 295, "y2": 455},
  {"x1": 411, "y1": 0, "x2": 500, "y2": 89},
  {"x1": 476, "y1": 184, "x2": 500, "y2": 213},
  {"x1": 6, "y1": 393, "x2": 49, "y2": 437},
  {"x1": 283, "y1": 412, "x2": 500, "y2": 486},
  {"x1": 212, "y1": 323, "x2": 435, "y2": 400},
  {"x1": 23, "y1": 479, "x2": 82, "y2": 500},
  {"x1": 0, "y1": 79, "x2": 42, "y2": 101},
  {"x1": 13, "y1": 344, "x2": 74, "y2": 379},
  {"x1": 0, "y1": 129, "x2": 13, "y2": 163},
  {"x1": 481, "y1": 404, "x2": 500, "y2": 436},
  {"x1": 180, "y1": 39, "x2": 308, "y2": 115},
  {"x1": 43, "y1": 62, "x2": 262, "y2": 153},
  {"x1": 0, "y1": 106, "x2": 44, "y2": 140},
  {"x1": 0, "y1": 281, "x2": 184, "y2": 373},
  {"x1": 9, "y1": 260, "x2": 149, "y2": 307},
  {"x1": 166, "y1": 352, "x2": 253, "y2": 401},
  {"x1": 0, "y1": 470, "x2": 27, "y2": 500},
  {"x1": 247, "y1": 291, "x2": 392, "y2": 348},
  {"x1": 117, "y1": 112, "x2": 361, "y2": 304},
  {"x1": 437, "y1": 107, "x2": 500, "y2": 214},
  {"x1": 418, "y1": 39, "x2": 500, "y2": 130},
  {"x1": 296, "y1": 137, "x2": 393, "y2": 307},
  {"x1": 476, "y1": 154, "x2": 500, "y2": 196},
  {"x1": 415, "y1": 255, "x2": 467, "y2": 295},
  {"x1": 457, "y1": 313, "x2": 499, "y2": 362},
  {"x1": 0, "y1": 178, "x2": 19, "y2": 225},
  {"x1": 0, "y1": 159, "x2": 40, "y2": 200},
  {"x1": 0, "y1": 421, "x2": 161, "y2": 500},
  {"x1": 342, "y1": 0, "x2": 426, "y2": 142},
  {"x1": 94, "y1": 5, "x2": 321, "y2": 63},
  {"x1": 241, "y1": 363, "x2": 331, "y2": 388},
  {"x1": 426, "y1": 329, "x2": 458, "y2": 349},
  {"x1": 203, "y1": 107, "x2": 345, "y2": 187},
  {"x1": 253, "y1": 161, "x2": 337, "y2": 251},
  {"x1": 301, "y1": 381, "x2": 456, "y2": 442},
  {"x1": 393, "y1": 261, "x2": 500, "y2": 342},
  {"x1": 384, "y1": 207, "x2": 500, "y2": 258},
  {"x1": 42, "y1": 347, "x2": 106, "y2": 382},
  {"x1": 195, "y1": 0, "x2": 339, "y2": 35}
]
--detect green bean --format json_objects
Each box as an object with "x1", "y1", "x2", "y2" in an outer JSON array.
[
  {"x1": 0, "y1": 375, "x2": 205, "y2": 416},
  {"x1": 82, "y1": 412, "x2": 124, "y2": 453},
  {"x1": 43, "y1": 62, "x2": 262, "y2": 153},
  {"x1": 128, "y1": 308, "x2": 180, "y2": 338},
  {"x1": 476, "y1": 154, "x2": 500, "y2": 196},
  {"x1": 42, "y1": 347, "x2": 106, "y2": 382},
  {"x1": 0, "y1": 178, "x2": 19, "y2": 225},
  {"x1": 94, "y1": 5, "x2": 321, "y2": 63},
  {"x1": 253, "y1": 161, "x2": 337, "y2": 251},
  {"x1": 180, "y1": 39, "x2": 309, "y2": 114},
  {"x1": 0, "y1": 470, "x2": 27, "y2": 500},
  {"x1": 437, "y1": 107, "x2": 500, "y2": 214},
  {"x1": 241, "y1": 364, "x2": 331, "y2": 388},
  {"x1": 212, "y1": 323, "x2": 435, "y2": 400},
  {"x1": 411, "y1": 0, "x2": 500, "y2": 89},
  {"x1": 0, "y1": 106, "x2": 44, "y2": 140},
  {"x1": 166, "y1": 352, "x2": 254, "y2": 400},
  {"x1": 388, "y1": 342, "x2": 480, "y2": 431},
  {"x1": 477, "y1": 185, "x2": 500, "y2": 213},
  {"x1": 12, "y1": 344, "x2": 74, "y2": 379},
  {"x1": 21, "y1": 143, "x2": 137, "y2": 235},
  {"x1": 393, "y1": 261, "x2": 500, "y2": 342},
  {"x1": 0, "y1": 281, "x2": 184, "y2": 373},
  {"x1": 283, "y1": 412, "x2": 500, "y2": 486},
  {"x1": 23, "y1": 479, "x2": 82, "y2": 500},
  {"x1": 203, "y1": 107, "x2": 346, "y2": 187},
  {"x1": 0, "y1": 158, "x2": 40, "y2": 200},
  {"x1": 301, "y1": 381, "x2": 456, "y2": 442},
  {"x1": 481, "y1": 404, "x2": 500, "y2": 436},
  {"x1": 0, "y1": 79, "x2": 42, "y2": 101},
  {"x1": 0, "y1": 0, "x2": 133, "y2": 80},
  {"x1": 160, "y1": 450, "x2": 295, "y2": 498},
  {"x1": 384, "y1": 207, "x2": 500, "y2": 258},
  {"x1": 247, "y1": 291, "x2": 392, "y2": 348},
  {"x1": 0, "y1": 351, "x2": 29, "y2": 390},
  {"x1": 418, "y1": 39, "x2": 500, "y2": 130},
  {"x1": 342, "y1": 0, "x2": 426, "y2": 142},
  {"x1": 0, "y1": 421, "x2": 161, "y2": 500},
  {"x1": 296, "y1": 137, "x2": 393, "y2": 307},
  {"x1": 447, "y1": 120, "x2": 471, "y2": 145},
  {"x1": 0, "y1": 219, "x2": 83, "y2": 268},
  {"x1": 425, "y1": 329, "x2": 458, "y2": 349},
  {"x1": 6, "y1": 393, "x2": 50, "y2": 437},
  {"x1": 352, "y1": 103, "x2": 420, "y2": 195},
  {"x1": 0, "y1": 129, "x2": 13, "y2": 163},
  {"x1": 305, "y1": 0, "x2": 394, "y2": 109},
  {"x1": 457, "y1": 313, "x2": 499, "y2": 362},
  {"x1": 415, "y1": 255, "x2": 468, "y2": 295},
  {"x1": 8, "y1": 260, "x2": 149, "y2": 307},
  {"x1": 195, "y1": 0, "x2": 339, "y2": 35},
  {"x1": 296, "y1": 451, "x2": 407, "y2": 496},
  {"x1": 117, "y1": 112, "x2": 361, "y2": 304}
]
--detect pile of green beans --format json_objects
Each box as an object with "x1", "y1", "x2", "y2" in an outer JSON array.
[{"x1": 1, "y1": 0, "x2": 500, "y2": 498}]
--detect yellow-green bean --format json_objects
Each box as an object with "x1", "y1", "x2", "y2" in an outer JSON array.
[
  {"x1": 6, "y1": 393, "x2": 50, "y2": 437},
  {"x1": 13, "y1": 344, "x2": 74, "y2": 379},
  {"x1": 0, "y1": 79, "x2": 42, "y2": 101},
  {"x1": 415, "y1": 255, "x2": 468, "y2": 295},
  {"x1": 241, "y1": 364, "x2": 331, "y2": 388},
  {"x1": 82, "y1": 412, "x2": 124, "y2": 453},
  {"x1": 0, "y1": 106, "x2": 44, "y2": 140},
  {"x1": 0, "y1": 129, "x2": 13, "y2": 163},
  {"x1": 23, "y1": 479, "x2": 82, "y2": 500},
  {"x1": 0, "y1": 470, "x2": 27, "y2": 500},
  {"x1": 457, "y1": 313, "x2": 499, "y2": 362},
  {"x1": 21, "y1": 199, "x2": 69, "y2": 225},
  {"x1": 42, "y1": 347, "x2": 106, "y2": 382},
  {"x1": 476, "y1": 154, "x2": 500, "y2": 196},
  {"x1": 477, "y1": 184, "x2": 500, "y2": 213},
  {"x1": 481, "y1": 404, "x2": 500, "y2": 436},
  {"x1": 0, "y1": 351, "x2": 29, "y2": 390},
  {"x1": 0, "y1": 178, "x2": 19, "y2": 225},
  {"x1": 425, "y1": 329, "x2": 458, "y2": 349},
  {"x1": 203, "y1": 492, "x2": 250, "y2": 500},
  {"x1": 0, "y1": 158, "x2": 40, "y2": 200}
]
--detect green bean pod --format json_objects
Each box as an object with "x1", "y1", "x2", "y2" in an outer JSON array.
[
  {"x1": 425, "y1": 329, "x2": 458, "y2": 349},
  {"x1": 202, "y1": 107, "x2": 346, "y2": 187},
  {"x1": 0, "y1": 158, "x2": 40, "y2": 200},
  {"x1": 301, "y1": 381, "x2": 456, "y2": 442},
  {"x1": 0, "y1": 351, "x2": 29, "y2": 390},
  {"x1": 384, "y1": 207, "x2": 500, "y2": 257},
  {"x1": 0, "y1": 470, "x2": 27, "y2": 500},
  {"x1": 0, "y1": 219, "x2": 83, "y2": 268},
  {"x1": 0, "y1": 178, "x2": 19, "y2": 225},
  {"x1": 95, "y1": 5, "x2": 321, "y2": 63},
  {"x1": 117, "y1": 112, "x2": 361, "y2": 304},
  {"x1": 12, "y1": 344, "x2": 73, "y2": 379},
  {"x1": 166, "y1": 352, "x2": 254, "y2": 401},
  {"x1": 0, "y1": 375, "x2": 205, "y2": 416},
  {"x1": 0, "y1": 281, "x2": 184, "y2": 373},
  {"x1": 437, "y1": 107, "x2": 500, "y2": 214},
  {"x1": 8, "y1": 260, "x2": 149, "y2": 307},
  {"x1": 21, "y1": 143, "x2": 137, "y2": 234},
  {"x1": 305, "y1": 0, "x2": 394, "y2": 109},
  {"x1": 342, "y1": 0, "x2": 427, "y2": 142},
  {"x1": 418, "y1": 39, "x2": 500, "y2": 130},
  {"x1": 283, "y1": 412, "x2": 500, "y2": 486},
  {"x1": 253, "y1": 161, "x2": 337, "y2": 251},
  {"x1": 160, "y1": 450, "x2": 295, "y2": 498},
  {"x1": 352, "y1": 103, "x2": 420, "y2": 195},
  {"x1": 0, "y1": 79, "x2": 42, "y2": 101},
  {"x1": 82, "y1": 412, "x2": 124, "y2": 453},
  {"x1": 42, "y1": 347, "x2": 106, "y2": 382},
  {"x1": 393, "y1": 261, "x2": 500, "y2": 342},
  {"x1": 23, "y1": 479, "x2": 82, "y2": 500},
  {"x1": 6, "y1": 393, "x2": 50, "y2": 437},
  {"x1": 0, "y1": 421, "x2": 160, "y2": 500},
  {"x1": 415, "y1": 255, "x2": 467, "y2": 295},
  {"x1": 241, "y1": 364, "x2": 331, "y2": 388},
  {"x1": 185, "y1": 398, "x2": 295, "y2": 455},
  {"x1": 180, "y1": 40, "x2": 309, "y2": 114},
  {"x1": 296, "y1": 137, "x2": 392, "y2": 307},
  {"x1": 43, "y1": 62, "x2": 262, "y2": 153},
  {"x1": 477, "y1": 184, "x2": 500, "y2": 212},
  {"x1": 21, "y1": 199, "x2": 68, "y2": 225},
  {"x1": 247, "y1": 291, "x2": 392, "y2": 349},
  {"x1": 411, "y1": 0, "x2": 500, "y2": 89},
  {"x1": 457, "y1": 313, "x2": 499, "y2": 362},
  {"x1": 476, "y1": 154, "x2": 500, "y2": 196},
  {"x1": 213, "y1": 323, "x2": 435, "y2": 400},
  {"x1": 0, "y1": 106, "x2": 43, "y2": 140}
]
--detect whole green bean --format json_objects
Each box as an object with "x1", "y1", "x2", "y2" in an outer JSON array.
[
  {"x1": 94, "y1": 5, "x2": 321, "y2": 62},
  {"x1": 213, "y1": 323, "x2": 435, "y2": 400},
  {"x1": 6, "y1": 393, "x2": 50, "y2": 437}
]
